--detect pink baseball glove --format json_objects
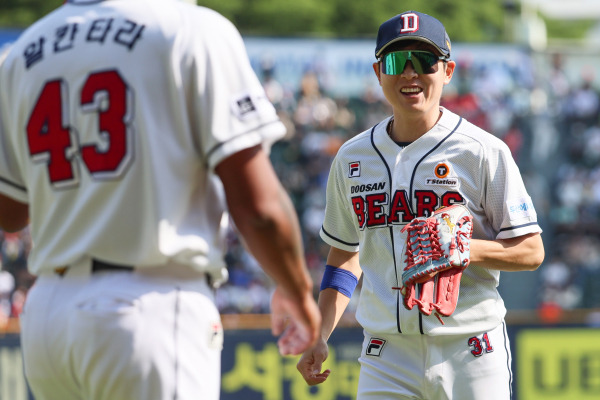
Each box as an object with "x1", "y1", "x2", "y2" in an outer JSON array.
[{"x1": 396, "y1": 204, "x2": 474, "y2": 324}]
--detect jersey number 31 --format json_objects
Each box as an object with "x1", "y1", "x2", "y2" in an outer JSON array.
[{"x1": 26, "y1": 69, "x2": 132, "y2": 189}]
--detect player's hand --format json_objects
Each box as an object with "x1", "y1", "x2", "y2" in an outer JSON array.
[
  {"x1": 296, "y1": 337, "x2": 331, "y2": 385},
  {"x1": 270, "y1": 286, "x2": 321, "y2": 356}
]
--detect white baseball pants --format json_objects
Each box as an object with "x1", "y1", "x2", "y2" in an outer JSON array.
[
  {"x1": 20, "y1": 259, "x2": 222, "y2": 400},
  {"x1": 357, "y1": 322, "x2": 513, "y2": 399}
]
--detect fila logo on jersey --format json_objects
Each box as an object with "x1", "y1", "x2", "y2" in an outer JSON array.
[
  {"x1": 349, "y1": 161, "x2": 361, "y2": 178},
  {"x1": 366, "y1": 337, "x2": 386, "y2": 356}
]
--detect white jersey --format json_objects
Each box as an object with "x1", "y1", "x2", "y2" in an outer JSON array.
[
  {"x1": 321, "y1": 108, "x2": 541, "y2": 335},
  {"x1": 0, "y1": 0, "x2": 285, "y2": 280}
]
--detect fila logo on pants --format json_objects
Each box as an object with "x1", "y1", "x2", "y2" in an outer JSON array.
[{"x1": 366, "y1": 337, "x2": 386, "y2": 357}]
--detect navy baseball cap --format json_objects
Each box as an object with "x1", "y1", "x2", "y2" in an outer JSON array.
[{"x1": 375, "y1": 11, "x2": 451, "y2": 59}]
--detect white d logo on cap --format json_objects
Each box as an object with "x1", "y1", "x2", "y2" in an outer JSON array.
[{"x1": 400, "y1": 13, "x2": 419, "y2": 33}]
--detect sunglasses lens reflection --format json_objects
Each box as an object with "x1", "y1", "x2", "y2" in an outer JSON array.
[{"x1": 381, "y1": 51, "x2": 440, "y2": 75}]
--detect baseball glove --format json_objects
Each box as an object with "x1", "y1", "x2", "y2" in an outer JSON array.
[{"x1": 396, "y1": 204, "x2": 474, "y2": 324}]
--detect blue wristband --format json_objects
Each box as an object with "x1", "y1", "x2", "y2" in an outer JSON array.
[{"x1": 320, "y1": 264, "x2": 359, "y2": 298}]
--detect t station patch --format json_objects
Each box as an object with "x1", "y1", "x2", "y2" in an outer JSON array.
[
  {"x1": 366, "y1": 337, "x2": 386, "y2": 357},
  {"x1": 425, "y1": 162, "x2": 458, "y2": 187},
  {"x1": 434, "y1": 162, "x2": 450, "y2": 178}
]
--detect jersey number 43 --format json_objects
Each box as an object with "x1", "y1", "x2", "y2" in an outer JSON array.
[{"x1": 26, "y1": 69, "x2": 133, "y2": 189}]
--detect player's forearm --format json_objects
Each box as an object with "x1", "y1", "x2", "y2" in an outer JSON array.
[
  {"x1": 318, "y1": 288, "x2": 351, "y2": 341},
  {"x1": 318, "y1": 248, "x2": 361, "y2": 340},
  {"x1": 469, "y1": 233, "x2": 544, "y2": 272},
  {"x1": 218, "y1": 146, "x2": 313, "y2": 299},
  {"x1": 232, "y1": 187, "x2": 314, "y2": 299}
]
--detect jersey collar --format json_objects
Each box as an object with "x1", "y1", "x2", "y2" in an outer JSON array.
[{"x1": 372, "y1": 108, "x2": 461, "y2": 159}]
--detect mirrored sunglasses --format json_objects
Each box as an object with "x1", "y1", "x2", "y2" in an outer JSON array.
[{"x1": 379, "y1": 50, "x2": 446, "y2": 75}]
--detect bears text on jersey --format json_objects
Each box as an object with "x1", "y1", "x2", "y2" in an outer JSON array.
[{"x1": 351, "y1": 189, "x2": 464, "y2": 229}]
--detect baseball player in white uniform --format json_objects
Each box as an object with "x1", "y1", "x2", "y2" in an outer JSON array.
[
  {"x1": 297, "y1": 11, "x2": 545, "y2": 399},
  {"x1": 0, "y1": 0, "x2": 321, "y2": 399}
]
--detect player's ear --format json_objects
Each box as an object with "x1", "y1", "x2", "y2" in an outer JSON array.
[
  {"x1": 443, "y1": 60, "x2": 456, "y2": 85},
  {"x1": 373, "y1": 62, "x2": 382, "y2": 85}
]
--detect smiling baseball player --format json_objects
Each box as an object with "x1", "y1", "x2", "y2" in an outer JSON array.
[
  {"x1": 0, "y1": 0, "x2": 321, "y2": 399},
  {"x1": 297, "y1": 11, "x2": 545, "y2": 399}
]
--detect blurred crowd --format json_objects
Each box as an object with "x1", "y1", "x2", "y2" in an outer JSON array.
[
  {"x1": 536, "y1": 54, "x2": 600, "y2": 321},
  {"x1": 0, "y1": 230, "x2": 34, "y2": 328},
  {"x1": 1, "y1": 49, "x2": 599, "y2": 325}
]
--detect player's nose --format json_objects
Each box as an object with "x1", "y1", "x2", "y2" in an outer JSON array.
[{"x1": 400, "y1": 61, "x2": 418, "y2": 78}]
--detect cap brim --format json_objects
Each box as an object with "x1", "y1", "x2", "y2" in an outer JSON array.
[{"x1": 376, "y1": 36, "x2": 449, "y2": 58}]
